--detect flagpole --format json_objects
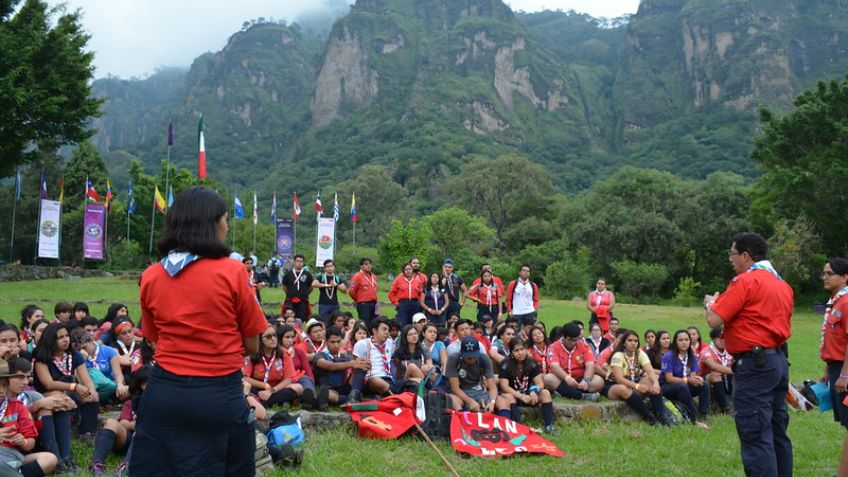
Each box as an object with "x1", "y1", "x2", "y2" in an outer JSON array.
[
  {"x1": 104, "y1": 206, "x2": 109, "y2": 262},
  {"x1": 353, "y1": 221, "x2": 356, "y2": 257},
  {"x1": 34, "y1": 167, "x2": 44, "y2": 265},
  {"x1": 232, "y1": 189, "x2": 237, "y2": 251},
  {"x1": 165, "y1": 120, "x2": 172, "y2": 203},
  {"x1": 252, "y1": 191, "x2": 257, "y2": 253},
  {"x1": 148, "y1": 186, "x2": 156, "y2": 257},
  {"x1": 127, "y1": 200, "x2": 131, "y2": 244},
  {"x1": 57, "y1": 201, "x2": 62, "y2": 266},
  {"x1": 9, "y1": 192, "x2": 17, "y2": 263}
]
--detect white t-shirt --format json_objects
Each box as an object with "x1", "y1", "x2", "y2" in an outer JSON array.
[
  {"x1": 512, "y1": 280, "x2": 535, "y2": 315},
  {"x1": 353, "y1": 338, "x2": 395, "y2": 379}
]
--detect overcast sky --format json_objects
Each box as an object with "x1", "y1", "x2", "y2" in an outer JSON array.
[{"x1": 55, "y1": 0, "x2": 640, "y2": 79}]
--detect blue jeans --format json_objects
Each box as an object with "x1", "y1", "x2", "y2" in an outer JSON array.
[
  {"x1": 396, "y1": 300, "x2": 420, "y2": 327},
  {"x1": 733, "y1": 351, "x2": 792, "y2": 477},
  {"x1": 661, "y1": 381, "x2": 710, "y2": 419},
  {"x1": 130, "y1": 366, "x2": 255, "y2": 477},
  {"x1": 318, "y1": 304, "x2": 339, "y2": 321},
  {"x1": 512, "y1": 312, "x2": 537, "y2": 327},
  {"x1": 356, "y1": 301, "x2": 377, "y2": 328}
]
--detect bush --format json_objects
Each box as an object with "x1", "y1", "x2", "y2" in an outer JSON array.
[
  {"x1": 611, "y1": 260, "x2": 668, "y2": 302},
  {"x1": 543, "y1": 246, "x2": 594, "y2": 299},
  {"x1": 671, "y1": 276, "x2": 702, "y2": 307},
  {"x1": 105, "y1": 240, "x2": 147, "y2": 271}
]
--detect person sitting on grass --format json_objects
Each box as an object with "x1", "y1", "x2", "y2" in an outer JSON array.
[
  {"x1": 88, "y1": 364, "x2": 152, "y2": 476},
  {"x1": 312, "y1": 326, "x2": 370, "y2": 409},
  {"x1": 699, "y1": 326, "x2": 733, "y2": 413},
  {"x1": 110, "y1": 320, "x2": 141, "y2": 384},
  {"x1": 499, "y1": 338, "x2": 556, "y2": 434},
  {"x1": 33, "y1": 323, "x2": 100, "y2": 473},
  {"x1": 52, "y1": 302, "x2": 73, "y2": 325},
  {"x1": 527, "y1": 326, "x2": 549, "y2": 376},
  {"x1": 687, "y1": 326, "x2": 709, "y2": 355},
  {"x1": 643, "y1": 329, "x2": 657, "y2": 353},
  {"x1": 296, "y1": 319, "x2": 327, "y2": 362},
  {"x1": 489, "y1": 324, "x2": 515, "y2": 367},
  {"x1": 0, "y1": 357, "x2": 58, "y2": 477},
  {"x1": 19, "y1": 305, "x2": 45, "y2": 350},
  {"x1": 348, "y1": 317, "x2": 401, "y2": 404},
  {"x1": 27, "y1": 320, "x2": 50, "y2": 355},
  {"x1": 243, "y1": 326, "x2": 301, "y2": 408},
  {"x1": 543, "y1": 323, "x2": 602, "y2": 402},
  {"x1": 421, "y1": 323, "x2": 447, "y2": 379},
  {"x1": 341, "y1": 322, "x2": 369, "y2": 355},
  {"x1": 79, "y1": 317, "x2": 100, "y2": 340},
  {"x1": 586, "y1": 323, "x2": 610, "y2": 358},
  {"x1": 73, "y1": 303, "x2": 89, "y2": 322},
  {"x1": 647, "y1": 330, "x2": 671, "y2": 371},
  {"x1": 277, "y1": 325, "x2": 317, "y2": 410},
  {"x1": 660, "y1": 330, "x2": 710, "y2": 428},
  {"x1": 605, "y1": 329, "x2": 665, "y2": 424},
  {"x1": 595, "y1": 329, "x2": 626, "y2": 381},
  {"x1": 393, "y1": 325, "x2": 433, "y2": 385},
  {"x1": 446, "y1": 336, "x2": 510, "y2": 417},
  {"x1": 72, "y1": 328, "x2": 129, "y2": 403},
  {"x1": 603, "y1": 317, "x2": 619, "y2": 342}
]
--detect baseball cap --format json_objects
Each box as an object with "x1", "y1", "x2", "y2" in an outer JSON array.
[
  {"x1": 413, "y1": 313, "x2": 427, "y2": 323},
  {"x1": 443, "y1": 258, "x2": 454, "y2": 265},
  {"x1": 460, "y1": 336, "x2": 480, "y2": 359},
  {"x1": 305, "y1": 318, "x2": 324, "y2": 333}
]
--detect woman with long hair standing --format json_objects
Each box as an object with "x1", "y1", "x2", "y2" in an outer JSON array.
[{"x1": 133, "y1": 187, "x2": 268, "y2": 476}]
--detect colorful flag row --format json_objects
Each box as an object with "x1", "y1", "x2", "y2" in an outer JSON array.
[{"x1": 227, "y1": 191, "x2": 358, "y2": 223}]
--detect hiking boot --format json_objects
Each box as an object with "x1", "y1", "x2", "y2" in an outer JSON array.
[
  {"x1": 88, "y1": 461, "x2": 107, "y2": 476},
  {"x1": 317, "y1": 386, "x2": 330, "y2": 412},
  {"x1": 347, "y1": 389, "x2": 362, "y2": 404},
  {"x1": 58, "y1": 459, "x2": 80, "y2": 475},
  {"x1": 581, "y1": 392, "x2": 600, "y2": 402},
  {"x1": 301, "y1": 388, "x2": 315, "y2": 410}
]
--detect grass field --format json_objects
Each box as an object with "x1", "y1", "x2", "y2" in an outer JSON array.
[{"x1": 0, "y1": 276, "x2": 840, "y2": 476}]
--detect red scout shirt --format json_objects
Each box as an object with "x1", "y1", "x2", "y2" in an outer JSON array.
[
  {"x1": 821, "y1": 288, "x2": 848, "y2": 363},
  {"x1": 389, "y1": 274, "x2": 423, "y2": 305},
  {"x1": 140, "y1": 257, "x2": 268, "y2": 377},
  {"x1": 0, "y1": 399, "x2": 37, "y2": 449},
  {"x1": 349, "y1": 271, "x2": 379, "y2": 303},
  {"x1": 242, "y1": 351, "x2": 296, "y2": 387},
  {"x1": 546, "y1": 339, "x2": 595, "y2": 380},
  {"x1": 711, "y1": 269, "x2": 793, "y2": 355}
]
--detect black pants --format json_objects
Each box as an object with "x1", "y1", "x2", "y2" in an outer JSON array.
[
  {"x1": 356, "y1": 301, "x2": 377, "y2": 328},
  {"x1": 130, "y1": 366, "x2": 255, "y2": 477},
  {"x1": 661, "y1": 381, "x2": 710, "y2": 419},
  {"x1": 733, "y1": 351, "x2": 792, "y2": 477}
]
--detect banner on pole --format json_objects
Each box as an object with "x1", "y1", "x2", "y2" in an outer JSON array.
[
  {"x1": 276, "y1": 218, "x2": 294, "y2": 258},
  {"x1": 315, "y1": 217, "x2": 335, "y2": 267},
  {"x1": 83, "y1": 203, "x2": 106, "y2": 260},
  {"x1": 37, "y1": 200, "x2": 61, "y2": 259}
]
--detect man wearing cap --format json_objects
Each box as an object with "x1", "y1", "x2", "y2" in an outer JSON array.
[
  {"x1": 441, "y1": 259, "x2": 467, "y2": 319},
  {"x1": 445, "y1": 336, "x2": 510, "y2": 416},
  {"x1": 412, "y1": 313, "x2": 428, "y2": 335},
  {"x1": 349, "y1": 258, "x2": 379, "y2": 328},
  {"x1": 505, "y1": 264, "x2": 540, "y2": 328},
  {"x1": 704, "y1": 232, "x2": 793, "y2": 477},
  {"x1": 543, "y1": 323, "x2": 602, "y2": 402},
  {"x1": 297, "y1": 319, "x2": 327, "y2": 361}
]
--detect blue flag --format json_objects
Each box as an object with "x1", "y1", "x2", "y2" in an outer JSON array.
[
  {"x1": 234, "y1": 193, "x2": 245, "y2": 219},
  {"x1": 39, "y1": 168, "x2": 47, "y2": 199},
  {"x1": 14, "y1": 165, "x2": 22, "y2": 201},
  {"x1": 168, "y1": 186, "x2": 174, "y2": 207},
  {"x1": 127, "y1": 180, "x2": 137, "y2": 215}
]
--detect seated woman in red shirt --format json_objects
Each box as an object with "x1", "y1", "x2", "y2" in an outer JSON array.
[
  {"x1": 243, "y1": 325, "x2": 300, "y2": 408},
  {"x1": 133, "y1": 187, "x2": 268, "y2": 476},
  {"x1": 527, "y1": 327, "x2": 549, "y2": 376},
  {"x1": 277, "y1": 325, "x2": 318, "y2": 410}
]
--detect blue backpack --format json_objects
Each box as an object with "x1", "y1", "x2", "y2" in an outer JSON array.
[{"x1": 266, "y1": 411, "x2": 305, "y2": 447}]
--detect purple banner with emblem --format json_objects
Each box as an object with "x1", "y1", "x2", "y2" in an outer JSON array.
[
  {"x1": 83, "y1": 203, "x2": 106, "y2": 260},
  {"x1": 276, "y1": 218, "x2": 294, "y2": 257}
]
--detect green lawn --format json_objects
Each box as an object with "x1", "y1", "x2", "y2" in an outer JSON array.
[{"x1": 0, "y1": 276, "x2": 841, "y2": 476}]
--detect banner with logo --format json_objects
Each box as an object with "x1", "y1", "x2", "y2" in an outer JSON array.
[
  {"x1": 450, "y1": 412, "x2": 564, "y2": 457},
  {"x1": 276, "y1": 218, "x2": 294, "y2": 257},
  {"x1": 315, "y1": 217, "x2": 335, "y2": 267},
  {"x1": 345, "y1": 392, "x2": 424, "y2": 439},
  {"x1": 83, "y1": 203, "x2": 106, "y2": 260},
  {"x1": 37, "y1": 200, "x2": 61, "y2": 259}
]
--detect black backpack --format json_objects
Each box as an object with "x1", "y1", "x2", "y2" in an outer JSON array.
[{"x1": 419, "y1": 390, "x2": 453, "y2": 441}]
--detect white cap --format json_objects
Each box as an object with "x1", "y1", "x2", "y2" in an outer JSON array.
[{"x1": 413, "y1": 312, "x2": 427, "y2": 323}]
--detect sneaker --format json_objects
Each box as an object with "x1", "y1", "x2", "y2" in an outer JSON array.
[
  {"x1": 113, "y1": 461, "x2": 129, "y2": 477},
  {"x1": 581, "y1": 392, "x2": 600, "y2": 402},
  {"x1": 317, "y1": 386, "x2": 330, "y2": 412},
  {"x1": 347, "y1": 389, "x2": 362, "y2": 404},
  {"x1": 80, "y1": 432, "x2": 96, "y2": 446},
  {"x1": 88, "y1": 461, "x2": 107, "y2": 476},
  {"x1": 58, "y1": 460, "x2": 80, "y2": 475},
  {"x1": 543, "y1": 424, "x2": 558, "y2": 435},
  {"x1": 301, "y1": 388, "x2": 316, "y2": 410}
]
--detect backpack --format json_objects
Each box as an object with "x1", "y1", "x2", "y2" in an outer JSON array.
[
  {"x1": 267, "y1": 411, "x2": 305, "y2": 447},
  {"x1": 254, "y1": 431, "x2": 274, "y2": 477},
  {"x1": 419, "y1": 390, "x2": 453, "y2": 441},
  {"x1": 658, "y1": 398, "x2": 685, "y2": 426}
]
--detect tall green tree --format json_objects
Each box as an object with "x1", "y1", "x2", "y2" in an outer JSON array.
[
  {"x1": 750, "y1": 76, "x2": 848, "y2": 256},
  {"x1": 0, "y1": 0, "x2": 102, "y2": 176}
]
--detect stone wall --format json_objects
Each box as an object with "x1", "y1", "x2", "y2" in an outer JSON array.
[{"x1": 0, "y1": 265, "x2": 141, "y2": 282}]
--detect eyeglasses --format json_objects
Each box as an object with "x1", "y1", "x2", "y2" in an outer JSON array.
[
  {"x1": 823, "y1": 271, "x2": 838, "y2": 278},
  {"x1": 728, "y1": 250, "x2": 742, "y2": 256}
]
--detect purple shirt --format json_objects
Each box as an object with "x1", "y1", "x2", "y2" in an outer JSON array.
[{"x1": 660, "y1": 350, "x2": 700, "y2": 384}]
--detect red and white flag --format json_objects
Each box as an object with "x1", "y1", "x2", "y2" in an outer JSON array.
[
  {"x1": 292, "y1": 192, "x2": 301, "y2": 221},
  {"x1": 197, "y1": 115, "x2": 207, "y2": 179},
  {"x1": 314, "y1": 192, "x2": 323, "y2": 218}
]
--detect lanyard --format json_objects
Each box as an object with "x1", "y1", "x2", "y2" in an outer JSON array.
[
  {"x1": 561, "y1": 341, "x2": 576, "y2": 375},
  {"x1": 323, "y1": 275, "x2": 336, "y2": 300},
  {"x1": 534, "y1": 344, "x2": 547, "y2": 373},
  {"x1": 679, "y1": 353, "x2": 689, "y2": 377},
  {"x1": 625, "y1": 352, "x2": 638, "y2": 382},
  {"x1": 261, "y1": 352, "x2": 276, "y2": 383},
  {"x1": 431, "y1": 287, "x2": 441, "y2": 308},
  {"x1": 54, "y1": 353, "x2": 73, "y2": 376}
]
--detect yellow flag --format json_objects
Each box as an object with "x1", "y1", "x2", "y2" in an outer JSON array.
[{"x1": 154, "y1": 186, "x2": 167, "y2": 214}]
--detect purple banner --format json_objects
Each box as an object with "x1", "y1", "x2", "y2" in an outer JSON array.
[
  {"x1": 276, "y1": 218, "x2": 294, "y2": 257},
  {"x1": 83, "y1": 203, "x2": 106, "y2": 260}
]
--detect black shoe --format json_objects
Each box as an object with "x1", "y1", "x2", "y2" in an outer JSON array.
[
  {"x1": 347, "y1": 389, "x2": 362, "y2": 404},
  {"x1": 301, "y1": 388, "x2": 315, "y2": 410},
  {"x1": 317, "y1": 386, "x2": 330, "y2": 412}
]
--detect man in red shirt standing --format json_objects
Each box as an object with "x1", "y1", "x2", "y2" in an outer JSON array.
[
  {"x1": 349, "y1": 258, "x2": 379, "y2": 327},
  {"x1": 705, "y1": 232, "x2": 793, "y2": 477},
  {"x1": 818, "y1": 257, "x2": 848, "y2": 475}
]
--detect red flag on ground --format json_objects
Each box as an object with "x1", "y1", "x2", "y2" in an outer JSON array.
[
  {"x1": 346, "y1": 392, "x2": 424, "y2": 439},
  {"x1": 450, "y1": 411, "x2": 564, "y2": 457}
]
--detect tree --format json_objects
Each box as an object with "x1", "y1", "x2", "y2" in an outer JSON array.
[
  {"x1": 335, "y1": 165, "x2": 409, "y2": 247},
  {"x1": 611, "y1": 260, "x2": 668, "y2": 302},
  {"x1": 377, "y1": 219, "x2": 435, "y2": 274},
  {"x1": 447, "y1": 154, "x2": 557, "y2": 248},
  {"x1": 750, "y1": 77, "x2": 848, "y2": 256},
  {"x1": 768, "y1": 216, "x2": 825, "y2": 295},
  {"x1": 423, "y1": 207, "x2": 495, "y2": 260},
  {"x1": 0, "y1": 0, "x2": 102, "y2": 176}
]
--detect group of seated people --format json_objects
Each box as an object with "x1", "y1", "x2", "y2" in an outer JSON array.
[{"x1": 252, "y1": 305, "x2": 735, "y2": 435}]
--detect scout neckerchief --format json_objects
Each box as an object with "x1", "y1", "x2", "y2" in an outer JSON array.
[
  {"x1": 748, "y1": 260, "x2": 782, "y2": 280},
  {"x1": 160, "y1": 252, "x2": 201, "y2": 277},
  {"x1": 87, "y1": 343, "x2": 100, "y2": 367},
  {"x1": 513, "y1": 361, "x2": 530, "y2": 393},
  {"x1": 261, "y1": 351, "x2": 277, "y2": 384},
  {"x1": 16, "y1": 393, "x2": 29, "y2": 407},
  {"x1": 369, "y1": 339, "x2": 391, "y2": 378},
  {"x1": 118, "y1": 338, "x2": 136, "y2": 357},
  {"x1": 0, "y1": 398, "x2": 8, "y2": 424},
  {"x1": 481, "y1": 282, "x2": 497, "y2": 305},
  {"x1": 533, "y1": 342, "x2": 548, "y2": 374},
  {"x1": 678, "y1": 352, "x2": 689, "y2": 377},
  {"x1": 292, "y1": 267, "x2": 305, "y2": 291},
  {"x1": 363, "y1": 271, "x2": 376, "y2": 288},
  {"x1": 322, "y1": 274, "x2": 337, "y2": 301},
  {"x1": 430, "y1": 286, "x2": 443, "y2": 309},
  {"x1": 561, "y1": 339, "x2": 577, "y2": 376},
  {"x1": 307, "y1": 338, "x2": 326, "y2": 354},
  {"x1": 54, "y1": 352, "x2": 73, "y2": 376},
  {"x1": 444, "y1": 273, "x2": 455, "y2": 297},
  {"x1": 709, "y1": 342, "x2": 731, "y2": 367},
  {"x1": 592, "y1": 289, "x2": 607, "y2": 307},
  {"x1": 625, "y1": 351, "x2": 639, "y2": 382},
  {"x1": 822, "y1": 286, "x2": 848, "y2": 350},
  {"x1": 403, "y1": 275, "x2": 416, "y2": 299},
  {"x1": 589, "y1": 336, "x2": 603, "y2": 356}
]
